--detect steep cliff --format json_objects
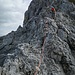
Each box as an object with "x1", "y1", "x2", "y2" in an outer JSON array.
[{"x1": 0, "y1": 0, "x2": 75, "y2": 75}]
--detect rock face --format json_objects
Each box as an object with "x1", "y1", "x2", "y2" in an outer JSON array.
[{"x1": 0, "y1": 0, "x2": 75, "y2": 75}]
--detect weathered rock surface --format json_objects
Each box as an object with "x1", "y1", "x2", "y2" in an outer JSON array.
[
  {"x1": 0, "y1": 0, "x2": 75, "y2": 75},
  {"x1": 70, "y1": 11, "x2": 75, "y2": 19}
]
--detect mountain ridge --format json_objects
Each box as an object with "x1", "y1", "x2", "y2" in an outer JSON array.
[{"x1": 0, "y1": 0, "x2": 75, "y2": 75}]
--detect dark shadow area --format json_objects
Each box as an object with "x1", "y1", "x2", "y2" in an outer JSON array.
[{"x1": 69, "y1": 0, "x2": 75, "y2": 4}]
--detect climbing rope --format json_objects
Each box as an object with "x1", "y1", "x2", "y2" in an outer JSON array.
[{"x1": 34, "y1": 19, "x2": 49, "y2": 75}]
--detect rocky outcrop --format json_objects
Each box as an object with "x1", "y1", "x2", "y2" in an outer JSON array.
[
  {"x1": 70, "y1": 11, "x2": 75, "y2": 19},
  {"x1": 0, "y1": 0, "x2": 75, "y2": 75},
  {"x1": 0, "y1": 43, "x2": 42, "y2": 75}
]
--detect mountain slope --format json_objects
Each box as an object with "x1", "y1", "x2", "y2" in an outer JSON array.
[{"x1": 0, "y1": 0, "x2": 75, "y2": 75}]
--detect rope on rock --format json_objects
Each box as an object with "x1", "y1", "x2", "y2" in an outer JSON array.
[{"x1": 34, "y1": 19, "x2": 49, "y2": 75}]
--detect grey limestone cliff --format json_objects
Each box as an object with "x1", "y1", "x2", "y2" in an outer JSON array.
[{"x1": 0, "y1": 0, "x2": 75, "y2": 75}]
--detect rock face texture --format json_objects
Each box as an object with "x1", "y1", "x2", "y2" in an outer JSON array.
[{"x1": 0, "y1": 0, "x2": 75, "y2": 75}]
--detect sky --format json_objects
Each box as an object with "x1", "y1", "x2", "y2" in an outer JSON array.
[{"x1": 0, "y1": 0, "x2": 32, "y2": 36}]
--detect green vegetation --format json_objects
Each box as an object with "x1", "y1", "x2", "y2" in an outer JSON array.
[{"x1": 69, "y1": 0, "x2": 75, "y2": 4}]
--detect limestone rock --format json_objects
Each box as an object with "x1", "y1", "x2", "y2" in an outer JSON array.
[
  {"x1": 0, "y1": 0, "x2": 75, "y2": 75},
  {"x1": 70, "y1": 11, "x2": 75, "y2": 19}
]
